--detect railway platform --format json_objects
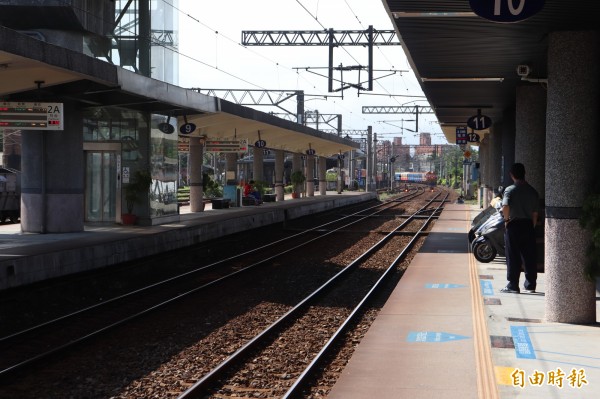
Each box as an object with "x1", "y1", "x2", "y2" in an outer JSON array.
[
  {"x1": 328, "y1": 203, "x2": 600, "y2": 399},
  {"x1": 0, "y1": 191, "x2": 376, "y2": 291}
]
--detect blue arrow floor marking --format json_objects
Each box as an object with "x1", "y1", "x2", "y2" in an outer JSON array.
[
  {"x1": 407, "y1": 331, "x2": 470, "y2": 343},
  {"x1": 480, "y1": 279, "x2": 494, "y2": 296},
  {"x1": 425, "y1": 283, "x2": 466, "y2": 289},
  {"x1": 511, "y1": 326, "x2": 536, "y2": 359}
]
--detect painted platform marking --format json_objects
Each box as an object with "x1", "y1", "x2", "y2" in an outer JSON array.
[
  {"x1": 480, "y1": 279, "x2": 494, "y2": 296},
  {"x1": 407, "y1": 331, "x2": 470, "y2": 343},
  {"x1": 425, "y1": 283, "x2": 466, "y2": 289},
  {"x1": 511, "y1": 326, "x2": 536, "y2": 359}
]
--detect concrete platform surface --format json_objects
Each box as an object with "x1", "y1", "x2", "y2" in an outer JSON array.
[
  {"x1": 0, "y1": 191, "x2": 375, "y2": 290},
  {"x1": 328, "y1": 203, "x2": 600, "y2": 399}
]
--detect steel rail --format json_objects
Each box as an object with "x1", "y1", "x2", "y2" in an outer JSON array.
[
  {"x1": 0, "y1": 194, "x2": 408, "y2": 344},
  {"x1": 177, "y1": 191, "x2": 447, "y2": 398},
  {"x1": 0, "y1": 191, "x2": 423, "y2": 378},
  {"x1": 282, "y1": 191, "x2": 449, "y2": 398}
]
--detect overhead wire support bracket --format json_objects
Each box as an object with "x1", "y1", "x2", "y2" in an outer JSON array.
[
  {"x1": 241, "y1": 26, "x2": 401, "y2": 94},
  {"x1": 362, "y1": 105, "x2": 435, "y2": 132}
]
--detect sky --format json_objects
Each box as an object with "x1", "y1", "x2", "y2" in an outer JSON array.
[{"x1": 174, "y1": 0, "x2": 446, "y2": 145}]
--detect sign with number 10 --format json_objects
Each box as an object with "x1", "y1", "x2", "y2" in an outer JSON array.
[{"x1": 469, "y1": 0, "x2": 545, "y2": 23}]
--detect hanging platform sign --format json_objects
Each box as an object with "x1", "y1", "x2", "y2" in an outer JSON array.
[
  {"x1": 178, "y1": 136, "x2": 190, "y2": 152},
  {"x1": 205, "y1": 139, "x2": 248, "y2": 153},
  {"x1": 469, "y1": 0, "x2": 544, "y2": 23},
  {"x1": 456, "y1": 126, "x2": 468, "y2": 145},
  {"x1": 158, "y1": 122, "x2": 175, "y2": 134},
  {"x1": 0, "y1": 102, "x2": 63, "y2": 130},
  {"x1": 467, "y1": 111, "x2": 492, "y2": 131},
  {"x1": 179, "y1": 123, "x2": 196, "y2": 134}
]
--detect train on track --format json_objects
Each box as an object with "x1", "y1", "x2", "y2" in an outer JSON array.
[{"x1": 394, "y1": 171, "x2": 437, "y2": 186}]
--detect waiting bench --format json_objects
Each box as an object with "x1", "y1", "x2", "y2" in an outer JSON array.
[{"x1": 210, "y1": 197, "x2": 231, "y2": 209}]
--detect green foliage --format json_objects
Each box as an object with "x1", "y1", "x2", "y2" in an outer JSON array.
[
  {"x1": 202, "y1": 173, "x2": 222, "y2": 198},
  {"x1": 290, "y1": 170, "x2": 306, "y2": 185},
  {"x1": 326, "y1": 171, "x2": 337, "y2": 182},
  {"x1": 124, "y1": 170, "x2": 152, "y2": 214},
  {"x1": 252, "y1": 180, "x2": 270, "y2": 196},
  {"x1": 579, "y1": 193, "x2": 600, "y2": 281}
]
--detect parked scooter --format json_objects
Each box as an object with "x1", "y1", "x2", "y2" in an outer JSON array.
[
  {"x1": 471, "y1": 206, "x2": 506, "y2": 263},
  {"x1": 468, "y1": 205, "x2": 499, "y2": 243}
]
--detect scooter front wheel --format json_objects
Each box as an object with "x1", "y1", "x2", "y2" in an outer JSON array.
[{"x1": 472, "y1": 241, "x2": 497, "y2": 263}]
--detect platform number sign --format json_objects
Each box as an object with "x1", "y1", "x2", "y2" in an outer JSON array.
[
  {"x1": 468, "y1": 132, "x2": 481, "y2": 143},
  {"x1": 456, "y1": 127, "x2": 468, "y2": 145},
  {"x1": 179, "y1": 122, "x2": 196, "y2": 134},
  {"x1": 255, "y1": 139, "x2": 267, "y2": 148},
  {"x1": 467, "y1": 111, "x2": 492, "y2": 131},
  {"x1": 469, "y1": 0, "x2": 545, "y2": 23},
  {"x1": 0, "y1": 102, "x2": 63, "y2": 130}
]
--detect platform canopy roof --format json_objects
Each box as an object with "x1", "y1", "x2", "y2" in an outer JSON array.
[
  {"x1": 381, "y1": 0, "x2": 600, "y2": 144},
  {"x1": 0, "y1": 26, "x2": 357, "y2": 157}
]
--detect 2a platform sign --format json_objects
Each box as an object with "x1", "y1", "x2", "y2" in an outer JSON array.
[{"x1": 0, "y1": 102, "x2": 64, "y2": 130}]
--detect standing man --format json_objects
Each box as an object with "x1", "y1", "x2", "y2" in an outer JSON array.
[{"x1": 500, "y1": 163, "x2": 540, "y2": 294}]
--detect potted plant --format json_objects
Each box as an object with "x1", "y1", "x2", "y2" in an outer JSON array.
[
  {"x1": 290, "y1": 170, "x2": 305, "y2": 198},
  {"x1": 123, "y1": 169, "x2": 152, "y2": 224},
  {"x1": 579, "y1": 192, "x2": 600, "y2": 281}
]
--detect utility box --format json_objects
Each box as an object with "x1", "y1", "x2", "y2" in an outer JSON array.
[
  {"x1": 223, "y1": 185, "x2": 240, "y2": 207},
  {"x1": 0, "y1": 167, "x2": 21, "y2": 223}
]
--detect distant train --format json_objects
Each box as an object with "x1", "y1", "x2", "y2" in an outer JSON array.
[{"x1": 395, "y1": 171, "x2": 437, "y2": 186}]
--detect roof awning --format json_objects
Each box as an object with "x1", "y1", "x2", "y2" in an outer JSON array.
[
  {"x1": 0, "y1": 26, "x2": 357, "y2": 156},
  {"x1": 181, "y1": 100, "x2": 357, "y2": 156}
]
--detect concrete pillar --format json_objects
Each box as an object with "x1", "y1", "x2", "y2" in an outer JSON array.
[
  {"x1": 274, "y1": 150, "x2": 284, "y2": 201},
  {"x1": 501, "y1": 108, "x2": 516, "y2": 187},
  {"x1": 21, "y1": 101, "x2": 84, "y2": 233},
  {"x1": 189, "y1": 137, "x2": 204, "y2": 212},
  {"x1": 252, "y1": 146, "x2": 264, "y2": 182},
  {"x1": 545, "y1": 30, "x2": 599, "y2": 323},
  {"x1": 515, "y1": 85, "x2": 546, "y2": 197},
  {"x1": 319, "y1": 156, "x2": 327, "y2": 195},
  {"x1": 306, "y1": 155, "x2": 315, "y2": 196},
  {"x1": 479, "y1": 134, "x2": 491, "y2": 205},
  {"x1": 292, "y1": 152, "x2": 303, "y2": 196},
  {"x1": 348, "y1": 150, "x2": 355, "y2": 190},
  {"x1": 489, "y1": 125, "x2": 502, "y2": 190}
]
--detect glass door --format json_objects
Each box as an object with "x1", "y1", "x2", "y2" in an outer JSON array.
[{"x1": 85, "y1": 151, "x2": 120, "y2": 222}]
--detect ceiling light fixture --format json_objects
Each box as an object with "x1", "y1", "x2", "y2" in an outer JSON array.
[
  {"x1": 392, "y1": 12, "x2": 477, "y2": 18},
  {"x1": 421, "y1": 77, "x2": 504, "y2": 82}
]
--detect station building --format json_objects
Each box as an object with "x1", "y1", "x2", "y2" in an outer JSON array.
[{"x1": 0, "y1": 1, "x2": 357, "y2": 229}]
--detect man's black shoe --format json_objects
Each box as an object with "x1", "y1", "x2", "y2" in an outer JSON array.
[
  {"x1": 500, "y1": 286, "x2": 520, "y2": 294},
  {"x1": 523, "y1": 288, "x2": 536, "y2": 294}
]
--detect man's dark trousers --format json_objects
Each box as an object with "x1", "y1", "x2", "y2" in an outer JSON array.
[{"x1": 504, "y1": 219, "x2": 537, "y2": 290}]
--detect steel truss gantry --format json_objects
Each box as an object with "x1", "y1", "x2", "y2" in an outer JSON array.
[{"x1": 241, "y1": 26, "x2": 401, "y2": 93}]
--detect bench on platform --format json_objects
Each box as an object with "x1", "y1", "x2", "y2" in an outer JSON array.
[
  {"x1": 263, "y1": 193, "x2": 276, "y2": 202},
  {"x1": 210, "y1": 198, "x2": 231, "y2": 209},
  {"x1": 242, "y1": 196, "x2": 261, "y2": 206}
]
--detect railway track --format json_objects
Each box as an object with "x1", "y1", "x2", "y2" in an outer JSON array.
[
  {"x1": 179, "y1": 191, "x2": 448, "y2": 399},
  {"x1": 0, "y1": 187, "x2": 451, "y2": 399}
]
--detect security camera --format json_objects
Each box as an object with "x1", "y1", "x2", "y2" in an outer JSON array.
[{"x1": 516, "y1": 65, "x2": 530, "y2": 77}]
